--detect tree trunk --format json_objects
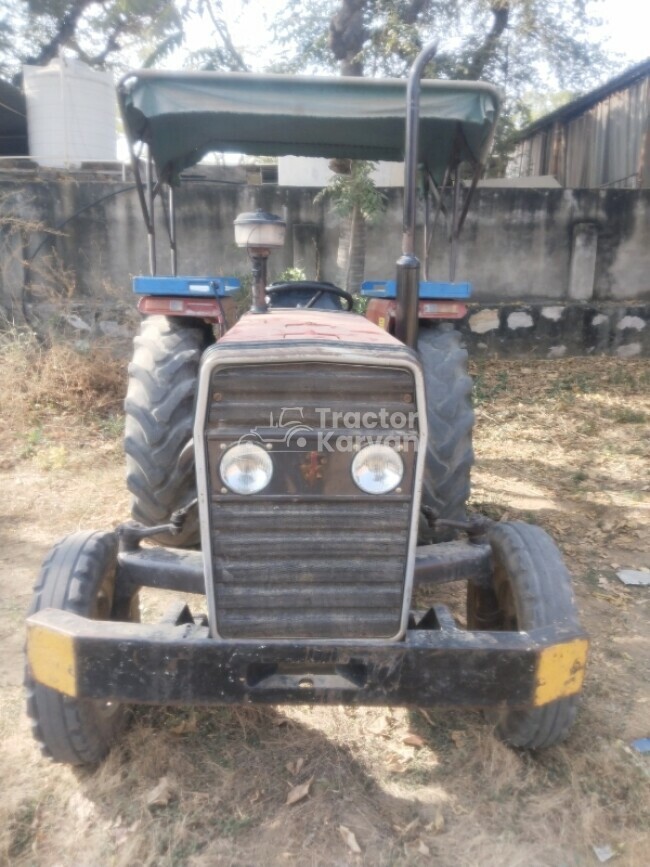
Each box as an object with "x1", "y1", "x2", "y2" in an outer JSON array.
[
  {"x1": 329, "y1": 0, "x2": 367, "y2": 76},
  {"x1": 329, "y1": 2, "x2": 368, "y2": 291},
  {"x1": 465, "y1": 2, "x2": 510, "y2": 80},
  {"x1": 347, "y1": 204, "x2": 366, "y2": 294},
  {"x1": 336, "y1": 204, "x2": 366, "y2": 294}
]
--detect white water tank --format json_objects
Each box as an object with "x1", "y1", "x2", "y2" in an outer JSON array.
[{"x1": 23, "y1": 57, "x2": 116, "y2": 167}]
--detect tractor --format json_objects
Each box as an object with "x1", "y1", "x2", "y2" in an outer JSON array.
[{"x1": 25, "y1": 43, "x2": 588, "y2": 766}]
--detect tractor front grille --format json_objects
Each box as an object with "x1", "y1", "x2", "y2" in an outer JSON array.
[{"x1": 202, "y1": 360, "x2": 420, "y2": 640}]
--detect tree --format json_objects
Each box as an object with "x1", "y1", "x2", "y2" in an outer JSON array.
[
  {"x1": 0, "y1": 0, "x2": 258, "y2": 84},
  {"x1": 272, "y1": 1, "x2": 615, "y2": 167},
  {"x1": 315, "y1": 160, "x2": 387, "y2": 291},
  {"x1": 270, "y1": 1, "x2": 615, "y2": 287},
  {"x1": 0, "y1": 1, "x2": 187, "y2": 82},
  {"x1": 187, "y1": 0, "x2": 250, "y2": 71}
]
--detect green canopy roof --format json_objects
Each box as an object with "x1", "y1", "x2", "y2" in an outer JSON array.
[{"x1": 119, "y1": 71, "x2": 501, "y2": 184}]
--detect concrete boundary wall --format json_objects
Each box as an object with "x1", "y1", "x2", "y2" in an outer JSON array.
[{"x1": 0, "y1": 175, "x2": 648, "y2": 354}]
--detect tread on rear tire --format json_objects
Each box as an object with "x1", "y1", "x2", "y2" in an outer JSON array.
[
  {"x1": 124, "y1": 316, "x2": 212, "y2": 547},
  {"x1": 418, "y1": 324, "x2": 474, "y2": 542}
]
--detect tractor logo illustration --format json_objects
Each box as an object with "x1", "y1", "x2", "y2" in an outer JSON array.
[{"x1": 239, "y1": 406, "x2": 313, "y2": 448}]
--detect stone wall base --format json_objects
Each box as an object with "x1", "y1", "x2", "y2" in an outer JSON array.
[{"x1": 459, "y1": 303, "x2": 649, "y2": 357}]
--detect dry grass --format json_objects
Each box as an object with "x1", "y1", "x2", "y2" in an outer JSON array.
[
  {"x1": 0, "y1": 324, "x2": 125, "y2": 421},
  {"x1": 0, "y1": 324, "x2": 126, "y2": 472},
  {"x1": 0, "y1": 340, "x2": 649, "y2": 866}
]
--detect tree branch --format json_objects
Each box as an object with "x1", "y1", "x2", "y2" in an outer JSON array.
[
  {"x1": 204, "y1": 0, "x2": 248, "y2": 71},
  {"x1": 466, "y1": 1, "x2": 509, "y2": 79},
  {"x1": 22, "y1": 0, "x2": 99, "y2": 67}
]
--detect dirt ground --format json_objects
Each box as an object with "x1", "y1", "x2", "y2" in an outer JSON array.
[{"x1": 0, "y1": 350, "x2": 649, "y2": 867}]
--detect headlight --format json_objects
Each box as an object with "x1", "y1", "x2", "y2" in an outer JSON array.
[
  {"x1": 351, "y1": 444, "x2": 403, "y2": 494},
  {"x1": 220, "y1": 443, "x2": 273, "y2": 494}
]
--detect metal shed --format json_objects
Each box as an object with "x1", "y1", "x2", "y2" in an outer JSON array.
[{"x1": 509, "y1": 58, "x2": 650, "y2": 188}]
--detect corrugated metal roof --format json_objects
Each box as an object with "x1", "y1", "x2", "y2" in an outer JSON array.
[{"x1": 517, "y1": 57, "x2": 650, "y2": 141}]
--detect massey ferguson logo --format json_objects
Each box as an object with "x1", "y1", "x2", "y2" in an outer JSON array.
[{"x1": 239, "y1": 406, "x2": 419, "y2": 452}]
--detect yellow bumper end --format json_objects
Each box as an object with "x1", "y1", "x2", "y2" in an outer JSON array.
[
  {"x1": 26, "y1": 621, "x2": 77, "y2": 697},
  {"x1": 534, "y1": 638, "x2": 589, "y2": 706}
]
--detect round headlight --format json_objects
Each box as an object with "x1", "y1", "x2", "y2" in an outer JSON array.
[
  {"x1": 351, "y1": 444, "x2": 403, "y2": 494},
  {"x1": 220, "y1": 443, "x2": 273, "y2": 495}
]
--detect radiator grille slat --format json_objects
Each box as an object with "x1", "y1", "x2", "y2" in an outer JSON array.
[
  {"x1": 216, "y1": 584, "x2": 403, "y2": 608},
  {"x1": 206, "y1": 360, "x2": 417, "y2": 639}
]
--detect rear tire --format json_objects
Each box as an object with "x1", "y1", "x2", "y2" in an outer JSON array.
[
  {"x1": 467, "y1": 521, "x2": 582, "y2": 749},
  {"x1": 25, "y1": 531, "x2": 138, "y2": 766},
  {"x1": 124, "y1": 316, "x2": 212, "y2": 547},
  {"x1": 418, "y1": 324, "x2": 474, "y2": 541}
]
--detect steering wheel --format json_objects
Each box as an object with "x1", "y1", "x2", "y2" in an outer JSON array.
[{"x1": 267, "y1": 281, "x2": 355, "y2": 311}]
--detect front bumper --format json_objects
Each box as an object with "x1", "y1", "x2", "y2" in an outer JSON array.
[{"x1": 26, "y1": 604, "x2": 588, "y2": 710}]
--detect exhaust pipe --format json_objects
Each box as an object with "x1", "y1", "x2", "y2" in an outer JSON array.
[{"x1": 395, "y1": 40, "x2": 437, "y2": 349}]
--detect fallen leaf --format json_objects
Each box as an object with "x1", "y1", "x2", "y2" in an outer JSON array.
[
  {"x1": 419, "y1": 709, "x2": 434, "y2": 726},
  {"x1": 418, "y1": 841, "x2": 431, "y2": 855},
  {"x1": 339, "y1": 825, "x2": 362, "y2": 854},
  {"x1": 403, "y1": 733, "x2": 425, "y2": 748},
  {"x1": 398, "y1": 818, "x2": 420, "y2": 839},
  {"x1": 68, "y1": 791, "x2": 96, "y2": 823},
  {"x1": 592, "y1": 844, "x2": 616, "y2": 863},
  {"x1": 367, "y1": 716, "x2": 390, "y2": 737},
  {"x1": 286, "y1": 776, "x2": 313, "y2": 806},
  {"x1": 450, "y1": 730, "x2": 465, "y2": 748},
  {"x1": 170, "y1": 713, "x2": 198, "y2": 735},
  {"x1": 286, "y1": 757, "x2": 305, "y2": 776},
  {"x1": 385, "y1": 755, "x2": 409, "y2": 773},
  {"x1": 146, "y1": 777, "x2": 176, "y2": 809},
  {"x1": 115, "y1": 819, "x2": 140, "y2": 847}
]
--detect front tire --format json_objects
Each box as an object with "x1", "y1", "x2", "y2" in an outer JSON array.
[
  {"x1": 25, "y1": 531, "x2": 138, "y2": 766},
  {"x1": 124, "y1": 316, "x2": 212, "y2": 547},
  {"x1": 467, "y1": 521, "x2": 583, "y2": 749}
]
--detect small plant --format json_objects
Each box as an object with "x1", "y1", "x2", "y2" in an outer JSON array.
[
  {"x1": 472, "y1": 370, "x2": 509, "y2": 405},
  {"x1": 35, "y1": 445, "x2": 67, "y2": 471},
  {"x1": 582, "y1": 567, "x2": 601, "y2": 588},
  {"x1": 276, "y1": 266, "x2": 306, "y2": 282},
  {"x1": 20, "y1": 427, "x2": 43, "y2": 459},
  {"x1": 314, "y1": 160, "x2": 386, "y2": 223},
  {"x1": 612, "y1": 408, "x2": 647, "y2": 424},
  {"x1": 354, "y1": 294, "x2": 369, "y2": 314},
  {"x1": 233, "y1": 272, "x2": 253, "y2": 320},
  {"x1": 98, "y1": 413, "x2": 124, "y2": 439}
]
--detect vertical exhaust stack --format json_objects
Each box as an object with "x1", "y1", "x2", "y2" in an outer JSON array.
[{"x1": 395, "y1": 41, "x2": 437, "y2": 349}]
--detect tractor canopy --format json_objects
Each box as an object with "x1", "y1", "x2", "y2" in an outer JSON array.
[{"x1": 118, "y1": 71, "x2": 501, "y2": 184}]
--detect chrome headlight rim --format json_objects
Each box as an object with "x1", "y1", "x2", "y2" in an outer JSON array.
[
  {"x1": 219, "y1": 442, "x2": 273, "y2": 495},
  {"x1": 351, "y1": 443, "x2": 404, "y2": 495}
]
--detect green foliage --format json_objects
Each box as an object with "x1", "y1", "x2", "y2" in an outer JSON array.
[
  {"x1": 277, "y1": 266, "x2": 307, "y2": 282},
  {"x1": 315, "y1": 161, "x2": 387, "y2": 223},
  {"x1": 0, "y1": 0, "x2": 184, "y2": 80},
  {"x1": 271, "y1": 0, "x2": 617, "y2": 169}
]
